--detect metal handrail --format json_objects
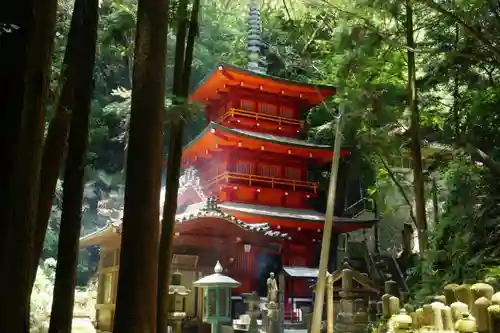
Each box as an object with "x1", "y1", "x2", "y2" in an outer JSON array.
[
  {"x1": 207, "y1": 171, "x2": 318, "y2": 193},
  {"x1": 219, "y1": 108, "x2": 305, "y2": 127},
  {"x1": 344, "y1": 197, "x2": 374, "y2": 217}
]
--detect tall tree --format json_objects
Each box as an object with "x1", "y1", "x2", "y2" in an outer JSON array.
[
  {"x1": 157, "y1": 0, "x2": 200, "y2": 332},
  {"x1": 405, "y1": 0, "x2": 428, "y2": 252},
  {"x1": 0, "y1": 1, "x2": 33, "y2": 274},
  {"x1": 48, "y1": 0, "x2": 99, "y2": 331},
  {"x1": 112, "y1": 0, "x2": 169, "y2": 329},
  {"x1": 29, "y1": 0, "x2": 88, "y2": 288},
  {"x1": 0, "y1": 1, "x2": 32, "y2": 290},
  {"x1": 1, "y1": 0, "x2": 58, "y2": 330}
]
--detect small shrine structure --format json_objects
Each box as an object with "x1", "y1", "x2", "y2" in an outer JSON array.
[{"x1": 309, "y1": 262, "x2": 380, "y2": 330}]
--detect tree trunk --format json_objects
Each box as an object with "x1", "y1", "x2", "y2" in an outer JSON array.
[
  {"x1": 0, "y1": 0, "x2": 34, "y2": 288},
  {"x1": 405, "y1": 0, "x2": 428, "y2": 253},
  {"x1": 157, "y1": 117, "x2": 184, "y2": 333},
  {"x1": 113, "y1": 0, "x2": 169, "y2": 329},
  {"x1": 30, "y1": 108, "x2": 71, "y2": 287},
  {"x1": 1, "y1": 0, "x2": 58, "y2": 330},
  {"x1": 157, "y1": 1, "x2": 199, "y2": 331},
  {"x1": 29, "y1": 1, "x2": 90, "y2": 286},
  {"x1": 48, "y1": 0, "x2": 99, "y2": 331},
  {"x1": 377, "y1": 152, "x2": 418, "y2": 228},
  {"x1": 431, "y1": 176, "x2": 439, "y2": 226}
]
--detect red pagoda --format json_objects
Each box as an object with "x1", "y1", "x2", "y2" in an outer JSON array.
[
  {"x1": 79, "y1": 3, "x2": 377, "y2": 330},
  {"x1": 79, "y1": 62, "x2": 377, "y2": 329}
]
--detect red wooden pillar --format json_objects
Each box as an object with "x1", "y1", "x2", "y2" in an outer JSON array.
[
  {"x1": 281, "y1": 243, "x2": 291, "y2": 314},
  {"x1": 231, "y1": 250, "x2": 258, "y2": 294},
  {"x1": 248, "y1": 252, "x2": 258, "y2": 293}
]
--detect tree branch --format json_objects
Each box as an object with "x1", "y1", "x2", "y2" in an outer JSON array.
[
  {"x1": 301, "y1": 19, "x2": 325, "y2": 55},
  {"x1": 416, "y1": 0, "x2": 500, "y2": 61},
  {"x1": 316, "y1": 1, "x2": 447, "y2": 55},
  {"x1": 376, "y1": 152, "x2": 418, "y2": 228},
  {"x1": 461, "y1": 141, "x2": 500, "y2": 176}
]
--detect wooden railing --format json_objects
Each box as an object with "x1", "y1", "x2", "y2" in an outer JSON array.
[
  {"x1": 219, "y1": 108, "x2": 305, "y2": 128},
  {"x1": 390, "y1": 246, "x2": 410, "y2": 293},
  {"x1": 207, "y1": 171, "x2": 318, "y2": 193}
]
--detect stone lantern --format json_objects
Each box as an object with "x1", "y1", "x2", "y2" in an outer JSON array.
[
  {"x1": 168, "y1": 271, "x2": 191, "y2": 333},
  {"x1": 193, "y1": 261, "x2": 240, "y2": 333}
]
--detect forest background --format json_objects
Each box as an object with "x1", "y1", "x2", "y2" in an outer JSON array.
[{"x1": 17, "y1": 0, "x2": 500, "y2": 328}]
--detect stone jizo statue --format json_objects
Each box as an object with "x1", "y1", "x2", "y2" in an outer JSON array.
[{"x1": 267, "y1": 272, "x2": 278, "y2": 303}]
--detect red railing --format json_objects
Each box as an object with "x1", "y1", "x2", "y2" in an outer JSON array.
[
  {"x1": 219, "y1": 108, "x2": 304, "y2": 128},
  {"x1": 207, "y1": 171, "x2": 318, "y2": 193}
]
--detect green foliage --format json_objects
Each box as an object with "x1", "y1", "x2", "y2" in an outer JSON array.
[
  {"x1": 408, "y1": 156, "x2": 500, "y2": 300},
  {"x1": 265, "y1": 0, "x2": 500, "y2": 296},
  {"x1": 43, "y1": 0, "x2": 500, "y2": 296},
  {"x1": 30, "y1": 259, "x2": 97, "y2": 332},
  {"x1": 31, "y1": 260, "x2": 56, "y2": 332}
]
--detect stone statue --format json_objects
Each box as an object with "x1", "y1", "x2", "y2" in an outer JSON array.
[{"x1": 267, "y1": 272, "x2": 278, "y2": 303}]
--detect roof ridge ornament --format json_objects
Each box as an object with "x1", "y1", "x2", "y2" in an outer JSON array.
[
  {"x1": 203, "y1": 195, "x2": 219, "y2": 211},
  {"x1": 178, "y1": 166, "x2": 206, "y2": 200}
]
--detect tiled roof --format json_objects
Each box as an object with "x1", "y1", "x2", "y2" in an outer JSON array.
[
  {"x1": 219, "y1": 202, "x2": 378, "y2": 223},
  {"x1": 175, "y1": 197, "x2": 288, "y2": 238}
]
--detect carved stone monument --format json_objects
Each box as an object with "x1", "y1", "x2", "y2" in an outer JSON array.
[
  {"x1": 267, "y1": 272, "x2": 278, "y2": 303},
  {"x1": 266, "y1": 272, "x2": 280, "y2": 333},
  {"x1": 242, "y1": 291, "x2": 260, "y2": 333},
  {"x1": 334, "y1": 267, "x2": 362, "y2": 333}
]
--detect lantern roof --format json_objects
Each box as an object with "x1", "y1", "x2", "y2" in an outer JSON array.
[
  {"x1": 193, "y1": 261, "x2": 241, "y2": 288},
  {"x1": 169, "y1": 285, "x2": 191, "y2": 296}
]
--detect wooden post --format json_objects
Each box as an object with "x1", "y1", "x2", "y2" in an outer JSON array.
[
  {"x1": 278, "y1": 271, "x2": 285, "y2": 332},
  {"x1": 326, "y1": 272, "x2": 334, "y2": 333},
  {"x1": 310, "y1": 105, "x2": 345, "y2": 333}
]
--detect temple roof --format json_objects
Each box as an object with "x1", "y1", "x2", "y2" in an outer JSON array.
[
  {"x1": 188, "y1": 122, "x2": 331, "y2": 149},
  {"x1": 182, "y1": 122, "x2": 344, "y2": 165},
  {"x1": 176, "y1": 198, "x2": 287, "y2": 238},
  {"x1": 79, "y1": 221, "x2": 121, "y2": 247},
  {"x1": 282, "y1": 266, "x2": 319, "y2": 279},
  {"x1": 79, "y1": 197, "x2": 288, "y2": 247},
  {"x1": 218, "y1": 202, "x2": 378, "y2": 225},
  {"x1": 219, "y1": 202, "x2": 325, "y2": 221},
  {"x1": 190, "y1": 64, "x2": 336, "y2": 107},
  {"x1": 229, "y1": 127, "x2": 330, "y2": 149}
]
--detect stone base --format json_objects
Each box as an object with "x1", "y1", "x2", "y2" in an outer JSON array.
[
  {"x1": 72, "y1": 315, "x2": 97, "y2": 333},
  {"x1": 333, "y1": 323, "x2": 369, "y2": 333}
]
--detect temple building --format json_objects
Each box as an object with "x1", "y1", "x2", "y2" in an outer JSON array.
[{"x1": 79, "y1": 1, "x2": 378, "y2": 331}]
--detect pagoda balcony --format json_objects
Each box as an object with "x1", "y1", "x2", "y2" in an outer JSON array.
[
  {"x1": 206, "y1": 171, "x2": 318, "y2": 193},
  {"x1": 218, "y1": 108, "x2": 305, "y2": 129}
]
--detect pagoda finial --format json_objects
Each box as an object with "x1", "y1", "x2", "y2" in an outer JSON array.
[{"x1": 247, "y1": 0, "x2": 266, "y2": 74}]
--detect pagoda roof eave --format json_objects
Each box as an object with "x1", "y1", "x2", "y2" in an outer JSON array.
[
  {"x1": 219, "y1": 202, "x2": 325, "y2": 222},
  {"x1": 182, "y1": 122, "x2": 345, "y2": 164},
  {"x1": 219, "y1": 202, "x2": 378, "y2": 225},
  {"x1": 190, "y1": 64, "x2": 336, "y2": 106}
]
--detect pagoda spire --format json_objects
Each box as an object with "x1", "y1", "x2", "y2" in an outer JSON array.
[{"x1": 247, "y1": 0, "x2": 266, "y2": 74}]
